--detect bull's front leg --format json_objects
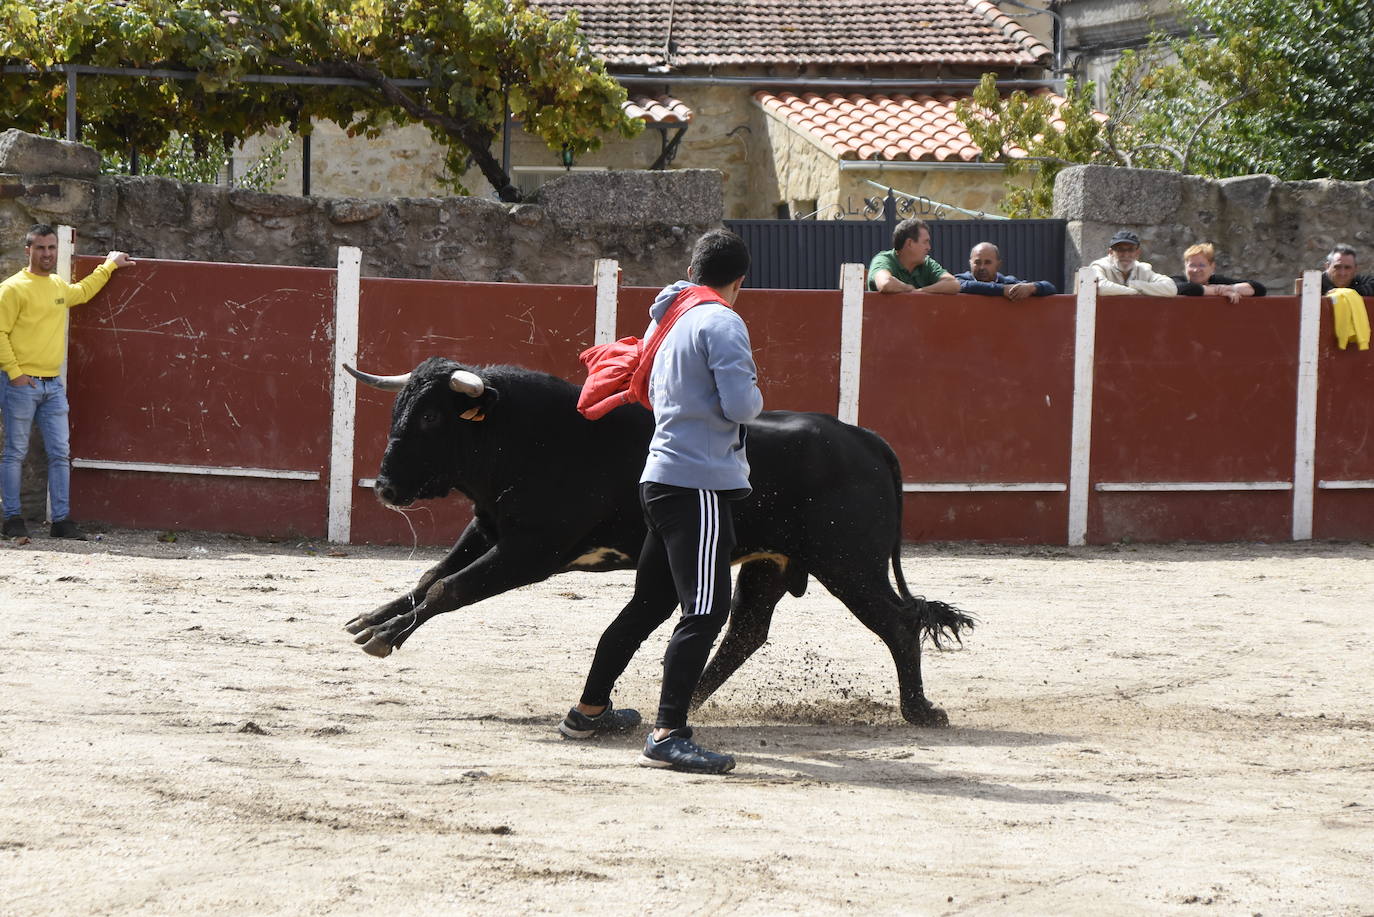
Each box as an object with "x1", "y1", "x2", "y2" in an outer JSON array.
[
  {"x1": 350, "y1": 536, "x2": 564, "y2": 658},
  {"x1": 344, "y1": 517, "x2": 493, "y2": 636}
]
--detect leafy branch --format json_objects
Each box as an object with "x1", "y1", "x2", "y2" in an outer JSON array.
[{"x1": 0, "y1": 0, "x2": 642, "y2": 200}]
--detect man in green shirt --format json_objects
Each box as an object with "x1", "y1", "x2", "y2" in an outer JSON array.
[{"x1": 867, "y1": 218, "x2": 959, "y2": 294}]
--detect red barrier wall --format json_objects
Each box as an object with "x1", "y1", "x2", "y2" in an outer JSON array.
[
  {"x1": 1313, "y1": 302, "x2": 1374, "y2": 539},
  {"x1": 1088, "y1": 295, "x2": 1301, "y2": 542},
  {"x1": 51, "y1": 258, "x2": 1374, "y2": 546},
  {"x1": 67, "y1": 257, "x2": 335, "y2": 537},
  {"x1": 860, "y1": 292, "x2": 1077, "y2": 542}
]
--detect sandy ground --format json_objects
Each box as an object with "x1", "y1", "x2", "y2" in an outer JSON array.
[{"x1": 2, "y1": 530, "x2": 1372, "y2": 916}]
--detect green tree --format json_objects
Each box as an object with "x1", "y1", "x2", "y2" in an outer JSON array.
[
  {"x1": 95, "y1": 131, "x2": 292, "y2": 191},
  {"x1": 0, "y1": 0, "x2": 640, "y2": 200},
  {"x1": 958, "y1": 0, "x2": 1374, "y2": 215},
  {"x1": 1140, "y1": 0, "x2": 1374, "y2": 180},
  {"x1": 955, "y1": 73, "x2": 1109, "y2": 218}
]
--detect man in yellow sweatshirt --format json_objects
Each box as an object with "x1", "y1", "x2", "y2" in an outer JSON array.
[{"x1": 1, "y1": 224, "x2": 133, "y2": 539}]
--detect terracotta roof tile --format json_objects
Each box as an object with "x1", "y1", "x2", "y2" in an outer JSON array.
[
  {"x1": 533, "y1": 0, "x2": 1051, "y2": 69},
  {"x1": 754, "y1": 87, "x2": 1072, "y2": 162},
  {"x1": 622, "y1": 93, "x2": 693, "y2": 123}
]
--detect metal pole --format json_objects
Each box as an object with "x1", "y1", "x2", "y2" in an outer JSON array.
[
  {"x1": 501, "y1": 86, "x2": 512, "y2": 179},
  {"x1": 66, "y1": 71, "x2": 77, "y2": 140},
  {"x1": 302, "y1": 128, "x2": 311, "y2": 196}
]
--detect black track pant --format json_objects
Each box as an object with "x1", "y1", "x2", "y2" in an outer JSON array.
[{"x1": 579, "y1": 481, "x2": 739, "y2": 730}]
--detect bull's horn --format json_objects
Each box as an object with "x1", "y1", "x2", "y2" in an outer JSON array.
[
  {"x1": 343, "y1": 363, "x2": 411, "y2": 392},
  {"x1": 449, "y1": 370, "x2": 484, "y2": 397}
]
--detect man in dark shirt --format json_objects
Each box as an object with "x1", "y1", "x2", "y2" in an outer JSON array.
[
  {"x1": 954, "y1": 242, "x2": 1057, "y2": 300},
  {"x1": 1171, "y1": 242, "x2": 1266, "y2": 303},
  {"x1": 1320, "y1": 244, "x2": 1374, "y2": 296}
]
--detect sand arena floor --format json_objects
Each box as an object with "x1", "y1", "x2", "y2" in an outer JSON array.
[{"x1": 2, "y1": 531, "x2": 1372, "y2": 915}]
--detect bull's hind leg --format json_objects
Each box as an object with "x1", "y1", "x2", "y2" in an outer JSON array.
[
  {"x1": 691, "y1": 559, "x2": 788, "y2": 710},
  {"x1": 817, "y1": 574, "x2": 949, "y2": 727}
]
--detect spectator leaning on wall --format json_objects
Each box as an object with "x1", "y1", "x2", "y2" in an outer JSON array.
[
  {"x1": 954, "y1": 242, "x2": 1057, "y2": 300},
  {"x1": 1321, "y1": 244, "x2": 1374, "y2": 297},
  {"x1": 1171, "y1": 242, "x2": 1266, "y2": 303},
  {"x1": 867, "y1": 219, "x2": 960, "y2": 294},
  {"x1": 1089, "y1": 230, "x2": 1177, "y2": 296}
]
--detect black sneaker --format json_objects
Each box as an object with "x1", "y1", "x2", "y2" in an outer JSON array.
[
  {"x1": 49, "y1": 519, "x2": 87, "y2": 540},
  {"x1": 3, "y1": 516, "x2": 29, "y2": 538},
  {"x1": 638, "y1": 727, "x2": 735, "y2": 774},
  {"x1": 557, "y1": 702, "x2": 642, "y2": 739}
]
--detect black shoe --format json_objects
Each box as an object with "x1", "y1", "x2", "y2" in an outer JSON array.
[
  {"x1": 638, "y1": 727, "x2": 735, "y2": 774},
  {"x1": 49, "y1": 519, "x2": 87, "y2": 540},
  {"x1": 558, "y1": 702, "x2": 643, "y2": 739},
  {"x1": 3, "y1": 516, "x2": 29, "y2": 538}
]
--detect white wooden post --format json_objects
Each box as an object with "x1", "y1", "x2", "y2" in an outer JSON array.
[
  {"x1": 51, "y1": 226, "x2": 76, "y2": 523},
  {"x1": 328, "y1": 246, "x2": 362, "y2": 544},
  {"x1": 837, "y1": 263, "x2": 865, "y2": 425},
  {"x1": 593, "y1": 258, "x2": 619, "y2": 345},
  {"x1": 1291, "y1": 270, "x2": 1322, "y2": 541},
  {"x1": 1067, "y1": 267, "x2": 1099, "y2": 546}
]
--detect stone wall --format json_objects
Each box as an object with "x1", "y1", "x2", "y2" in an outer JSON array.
[
  {"x1": 1053, "y1": 164, "x2": 1374, "y2": 292},
  {"x1": 0, "y1": 129, "x2": 724, "y2": 524},
  {"x1": 0, "y1": 130, "x2": 722, "y2": 286}
]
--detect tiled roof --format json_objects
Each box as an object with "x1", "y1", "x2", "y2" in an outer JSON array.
[
  {"x1": 533, "y1": 0, "x2": 1052, "y2": 69},
  {"x1": 754, "y1": 88, "x2": 1070, "y2": 161},
  {"x1": 623, "y1": 93, "x2": 693, "y2": 124}
]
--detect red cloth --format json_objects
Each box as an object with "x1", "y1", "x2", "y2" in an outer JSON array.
[{"x1": 577, "y1": 285, "x2": 717, "y2": 420}]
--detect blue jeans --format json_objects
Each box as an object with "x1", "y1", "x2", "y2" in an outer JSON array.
[{"x1": 1, "y1": 377, "x2": 72, "y2": 522}]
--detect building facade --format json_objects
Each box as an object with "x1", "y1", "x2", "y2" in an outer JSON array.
[{"x1": 237, "y1": 0, "x2": 1062, "y2": 220}]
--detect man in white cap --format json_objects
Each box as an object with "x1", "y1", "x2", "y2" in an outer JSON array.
[{"x1": 1088, "y1": 230, "x2": 1177, "y2": 296}]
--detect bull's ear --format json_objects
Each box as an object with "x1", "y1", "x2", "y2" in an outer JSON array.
[{"x1": 455, "y1": 385, "x2": 499, "y2": 422}]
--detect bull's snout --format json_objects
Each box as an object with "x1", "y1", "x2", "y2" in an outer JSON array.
[{"x1": 374, "y1": 477, "x2": 406, "y2": 507}]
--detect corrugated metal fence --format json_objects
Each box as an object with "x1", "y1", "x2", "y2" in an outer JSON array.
[{"x1": 726, "y1": 217, "x2": 1066, "y2": 292}]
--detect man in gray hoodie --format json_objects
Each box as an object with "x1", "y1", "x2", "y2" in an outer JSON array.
[{"x1": 558, "y1": 229, "x2": 763, "y2": 774}]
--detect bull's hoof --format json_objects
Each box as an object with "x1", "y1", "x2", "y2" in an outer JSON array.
[
  {"x1": 902, "y1": 701, "x2": 949, "y2": 728},
  {"x1": 344, "y1": 615, "x2": 368, "y2": 635},
  {"x1": 352, "y1": 628, "x2": 395, "y2": 658}
]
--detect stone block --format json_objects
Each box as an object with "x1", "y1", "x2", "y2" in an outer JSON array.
[
  {"x1": 114, "y1": 176, "x2": 188, "y2": 227},
  {"x1": 1053, "y1": 164, "x2": 1182, "y2": 224},
  {"x1": 186, "y1": 184, "x2": 229, "y2": 229},
  {"x1": 328, "y1": 199, "x2": 383, "y2": 224},
  {"x1": 534, "y1": 169, "x2": 722, "y2": 230},
  {"x1": 508, "y1": 204, "x2": 542, "y2": 227},
  {"x1": 229, "y1": 189, "x2": 315, "y2": 218},
  {"x1": 0, "y1": 130, "x2": 100, "y2": 178},
  {"x1": 2, "y1": 174, "x2": 98, "y2": 223},
  {"x1": 1217, "y1": 174, "x2": 1278, "y2": 213}
]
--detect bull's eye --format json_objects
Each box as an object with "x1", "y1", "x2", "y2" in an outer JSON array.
[{"x1": 420, "y1": 408, "x2": 442, "y2": 431}]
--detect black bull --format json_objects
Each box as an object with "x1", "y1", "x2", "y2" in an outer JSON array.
[{"x1": 344, "y1": 357, "x2": 973, "y2": 727}]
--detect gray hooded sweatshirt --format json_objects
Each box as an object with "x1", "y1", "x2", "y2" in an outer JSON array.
[{"x1": 640, "y1": 281, "x2": 764, "y2": 492}]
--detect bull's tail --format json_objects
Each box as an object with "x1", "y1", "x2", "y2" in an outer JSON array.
[{"x1": 883, "y1": 440, "x2": 976, "y2": 648}]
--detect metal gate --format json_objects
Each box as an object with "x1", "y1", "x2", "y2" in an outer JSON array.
[{"x1": 726, "y1": 212, "x2": 1066, "y2": 292}]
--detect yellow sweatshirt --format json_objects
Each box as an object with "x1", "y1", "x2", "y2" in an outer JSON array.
[
  {"x1": 0, "y1": 260, "x2": 118, "y2": 379},
  {"x1": 1329, "y1": 287, "x2": 1371, "y2": 351}
]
